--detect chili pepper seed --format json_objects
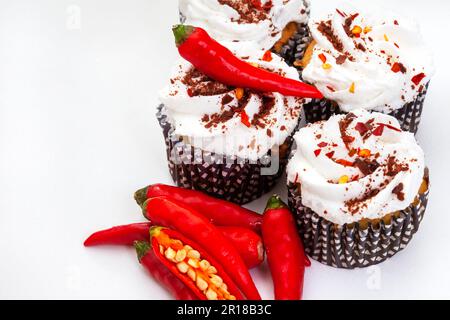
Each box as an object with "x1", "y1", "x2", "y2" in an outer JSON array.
[
  {"x1": 187, "y1": 268, "x2": 197, "y2": 281},
  {"x1": 207, "y1": 266, "x2": 218, "y2": 274},
  {"x1": 175, "y1": 249, "x2": 187, "y2": 262},
  {"x1": 177, "y1": 262, "x2": 189, "y2": 274},
  {"x1": 165, "y1": 247, "x2": 176, "y2": 261},
  {"x1": 206, "y1": 289, "x2": 218, "y2": 300},
  {"x1": 210, "y1": 275, "x2": 223, "y2": 287},
  {"x1": 196, "y1": 276, "x2": 208, "y2": 291},
  {"x1": 187, "y1": 250, "x2": 200, "y2": 259},
  {"x1": 199, "y1": 260, "x2": 211, "y2": 271},
  {"x1": 188, "y1": 258, "x2": 200, "y2": 268}
]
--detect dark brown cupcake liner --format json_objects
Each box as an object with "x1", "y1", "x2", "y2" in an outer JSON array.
[
  {"x1": 276, "y1": 22, "x2": 311, "y2": 68},
  {"x1": 303, "y1": 83, "x2": 430, "y2": 135},
  {"x1": 157, "y1": 105, "x2": 299, "y2": 205},
  {"x1": 288, "y1": 169, "x2": 429, "y2": 269}
]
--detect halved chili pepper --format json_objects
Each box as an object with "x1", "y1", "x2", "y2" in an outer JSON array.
[
  {"x1": 172, "y1": 25, "x2": 323, "y2": 99},
  {"x1": 84, "y1": 223, "x2": 265, "y2": 269},
  {"x1": 262, "y1": 195, "x2": 309, "y2": 300},
  {"x1": 142, "y1": 197, "x2": 261, "y2": 300},
  {"x1": 134, "y1": 184, "x2": 262, "y2": 234},
  {"x1": 135, "y1": 241, "x2": 198, "y2": 300},
  {"x1": 144, "y1": 227, "x2": 244, "y2": 300}
]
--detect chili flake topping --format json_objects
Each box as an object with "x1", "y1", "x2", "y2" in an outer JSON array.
[{"x1": 412, "y1": 73, "x2": 426, "y2": 86}]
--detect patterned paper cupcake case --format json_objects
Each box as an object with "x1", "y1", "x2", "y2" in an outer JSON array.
[
  {"x1": 157, "y1": 105, "x2": 298, "y2": 205},
  {"x1": 277, "y1": 22, "x2": 311, "y2": 68},
  {"x1": 303, "y1": 83, "x2": 430, "y2": 135},
  {"x1": 288, "y1": 170, "x2": 430, "y2": 269}
]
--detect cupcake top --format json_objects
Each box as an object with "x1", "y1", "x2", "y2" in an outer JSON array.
[
  {"x1": 179, "y1": 0, "x2": 310, "y2": 51},
  {"x1": 287, "y1": 109, "x2": 425, "y2": 225},
  {"x1": 159, "y1": 42, "x2": 306, "y2": 161},
  {"x1": 302, "y1": 7, "x2": 434, "y2": 113}
]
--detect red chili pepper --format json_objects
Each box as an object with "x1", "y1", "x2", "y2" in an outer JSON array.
[
  {"x1": 84, "y1": 223, "x2": 264, "y2": 269},
  {"x1": 142, "y1": 197, "x2": 261, "y2": 300},
  {"x1": 219, "y1": 227, "x2": 264, "y2": 270},
  {"x1": 172, "y1": 25, "x2": 323, "y2": 99},
  {"x1": 135, "y1": 184, "x2": 262, "y2": 234},
  {"x1": 135, "y1": 241, "x2": 198, "y2": 300},
  {"x1": 145, "y1": 227, "x2": 244, "y2": 300},
  {"x1": 84, "y1": 222, "x2": 151, "y2": 246},
  {"x1": 262, "y1": 195, "x2": 309, "y2": 300}
]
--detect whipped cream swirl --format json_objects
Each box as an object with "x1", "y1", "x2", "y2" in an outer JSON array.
[
  {"x1": 302, "y1": 7, "x2": 435, "y2": 113},
  {"x1": 287, "y1": 109, "x2": 425, "y2": 225},
  {"x1": 159, "y1": 42, "x2": 306, "y2": 161},
  {"x1": 179, "y1": 0, "x2": 310, "y2": 51}
]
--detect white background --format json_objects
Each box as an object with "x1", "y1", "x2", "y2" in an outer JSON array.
[{"x1": 1, "y1": 0, "x2": 449, "y2": 300}]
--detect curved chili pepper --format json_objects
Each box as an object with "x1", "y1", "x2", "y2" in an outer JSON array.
[
  {"x1": 142, "y1": 197, "x2": 261, "y2": 300},
  {"x1": 172, "y1": 25, "x2": 323, "y2": 99},
  {"x1": 84, "y1": 223, "x2": 264, "y2": 269},
  {"x1": 262, "y1": 195, "x2": 309, "y2": 300},
  {"x1": 145, "y1": 227, "x2": 244, "y2": 300},
  {"x1": 135, "y1": 184, "x2": 262, "y2": 234},
  {"x1": 135, "y1": 241, "x2": 198, "y2": 300},
  {"x1": 84, "y1": 223, "x2": 151, "y2": 247}
]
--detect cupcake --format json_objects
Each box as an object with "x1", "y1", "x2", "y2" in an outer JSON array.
[
  {"x1": 287, "y1": 109, "x2": 429, "y2": 268},
  {"x1": 299, "y1": 7, "x2": 434, "y2": 134},
  {"x1": 159, "y1": 42, "x2": 308, "y2": 205},
  {"x1": 179, "y1": 0, "x2": 311, "y2": 66}
]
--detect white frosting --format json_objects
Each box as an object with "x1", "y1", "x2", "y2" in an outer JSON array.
[
  {"x1": 179, "y1": 0, "x2": 309, "y2": 51},
  {"x1": 287, "y1": 109, "x2": 425, "y2": 225},
  {"x1": 159, "y1": 42, "x2": 306, "y2": 161},
  {"x1": 302, "y1": 7, "x2": 435, "y2": 113}
]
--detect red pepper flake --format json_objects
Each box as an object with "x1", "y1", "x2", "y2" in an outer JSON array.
[
  {"x1": 348, "y1": 149, "x2": 358, "y2": 157},
  {"x1": 394, "y1": 20, "x2": 399, "y2": 25},
  {"x1": 351, "y1": 25, "x2": 363, "y2": 38},
  {"x1": 355, "y1": 122, "x2": 369, "y2": 135},
  {"x1": 187, "y1": 88, "x2": 194, "y2": 97},
  {"x1": 412, "y1": 73, "x2": 426, "y2": 86},
  {"x1": 327, "y1": 86, "x2": 336, "y2": 92},
  {"x1": 391, "y1": 62, "x2": 406, "y2": 74},
  {"x1": 380, "y1": 123, "x2": 402, "y2": 132},
  {"x1": 240, "y1": 111, "x2": 251, "y2": 128},
  {"x1": 326, "y1": 151, "x2": 335, "y2": 159},
  {"x1": 358, "y1": 149, "x2": 371, "y2": 158},
  {"x1": 372, "y1": 124, "x2": 384, "y2": 136},
  {"x1": 262, "y1": 50, "x2": 273, "y2": 62},
  {"x1": 251, "y1": 0, "x2": 263, "y2": 10},
  {"x1": 318, "y1": 142, "x2": 328, "y2": 148},
  {"x1": 314, "y1": 149, "x2": 322, "y2": 157},
  {"x1": 318, "y1": 53, "x2": 327, "y2": 64},
  {"x1": 335, "y1": 159, "x2": 354, "y2": 167},
  {"x1": 373, "y1": 123, "x2": 401, "y2": 136},
  {"x1": 394, "y1": 43, "x2": 400, "y2": 49}
]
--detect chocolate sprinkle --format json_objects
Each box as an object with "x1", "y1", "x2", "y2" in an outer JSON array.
[
  {"x1": 392, "y1": 183, "x2": 405, "y2": 201},
  {"x1": 317, "y1": 20, "x2": 344, "y2": 52}
]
